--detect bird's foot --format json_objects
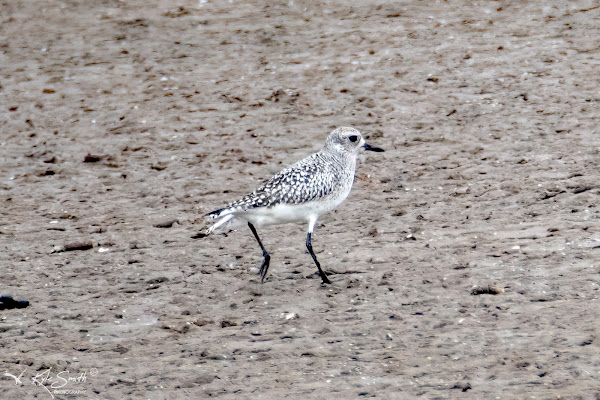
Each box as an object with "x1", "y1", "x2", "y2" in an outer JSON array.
[{"x1": 259, "y1": 253, "x2": 271, "y2": 283}]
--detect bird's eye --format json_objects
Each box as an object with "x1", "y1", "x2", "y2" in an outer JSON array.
[{"x1": 348, "y1": 135, "x2": 359, "y2": 143}]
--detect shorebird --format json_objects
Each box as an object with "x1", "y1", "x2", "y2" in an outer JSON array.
[{"x1": 204, "y1": 127, "x2": 384, "y2": 284}]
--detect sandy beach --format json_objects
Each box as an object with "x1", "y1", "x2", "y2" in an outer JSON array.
[{"x1": 1, "y1": 1, "x2": 599, "y2": 398}]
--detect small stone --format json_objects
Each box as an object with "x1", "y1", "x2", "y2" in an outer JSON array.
[
  {"x1": 220, "y1": 320, "x2": 237, "y2": 328},
  {"x1": 283, "y1": 312, "x2": 299, "y2": 320},
  {"x1": 153, "y1": 219, "x2": 178, "y2": 228},
  {"x1": 51, "y1": 241, "x2": 93, "y2": 253},
  {"x1": 470, "y1": 285, "x2": 504, "y2": 295},
  {"x1": 83, "y1": 154, "x2": 103, "y2": 163}
]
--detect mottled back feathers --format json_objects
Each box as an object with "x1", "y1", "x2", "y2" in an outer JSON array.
[
  {"x1": 209, "y1": 152, "x2": 348, "y2": 218},
  {"x1": 204, "y1": 127, "x2": 377, "y2": 231}
]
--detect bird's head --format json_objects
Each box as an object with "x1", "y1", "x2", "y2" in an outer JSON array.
[{"x1": 324, "y1": 127, "x2": 384, "y2": 156}]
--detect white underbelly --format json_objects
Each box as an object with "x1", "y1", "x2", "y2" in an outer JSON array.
[{"x1": 240, "y1": 190, "x2": 351, "y2": 227}]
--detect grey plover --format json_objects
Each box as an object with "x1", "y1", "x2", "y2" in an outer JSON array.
[{"x1": 205, "y1": 126, "x2": 384, "y2": 284}]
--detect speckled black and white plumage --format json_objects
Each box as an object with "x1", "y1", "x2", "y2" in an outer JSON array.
[
  {"x1": 205, "y1": 127, "x2": 368, "y2": 232},
  {"x1": 210, "y1": 152, "x2": 346, "y2": 212},
  {"x1": 203, "y1": 126, "x2": 384, "y2": 284}
]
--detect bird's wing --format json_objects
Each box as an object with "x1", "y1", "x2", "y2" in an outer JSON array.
[{"x1": 227, "y1": 153, "x2": 339, "y2": 210}]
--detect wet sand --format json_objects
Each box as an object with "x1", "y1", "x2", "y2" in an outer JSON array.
[{"x1": 1, "y1": 1, "x2": 599, "y2": 398}]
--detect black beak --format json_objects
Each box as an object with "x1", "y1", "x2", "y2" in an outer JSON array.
[{"x1": 363, "y1": 142, "x2": 385, "y2": 152}]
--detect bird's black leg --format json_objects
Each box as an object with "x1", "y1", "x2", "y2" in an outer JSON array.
[
  {"x1": 248, "y1": 222, "x2": 270, "y2": 283},
  {"x1": 306, "y1": 231, "x2": 331, "y2": 284}
]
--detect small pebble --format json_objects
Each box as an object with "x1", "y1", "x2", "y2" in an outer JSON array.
[{"x1": 283, "y1": 312, "x2": 299, "y2": 320}]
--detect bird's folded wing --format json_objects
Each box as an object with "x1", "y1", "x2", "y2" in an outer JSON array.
[{"x1": 228, "y1": 154, "x2": 339, "y2": 210}]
